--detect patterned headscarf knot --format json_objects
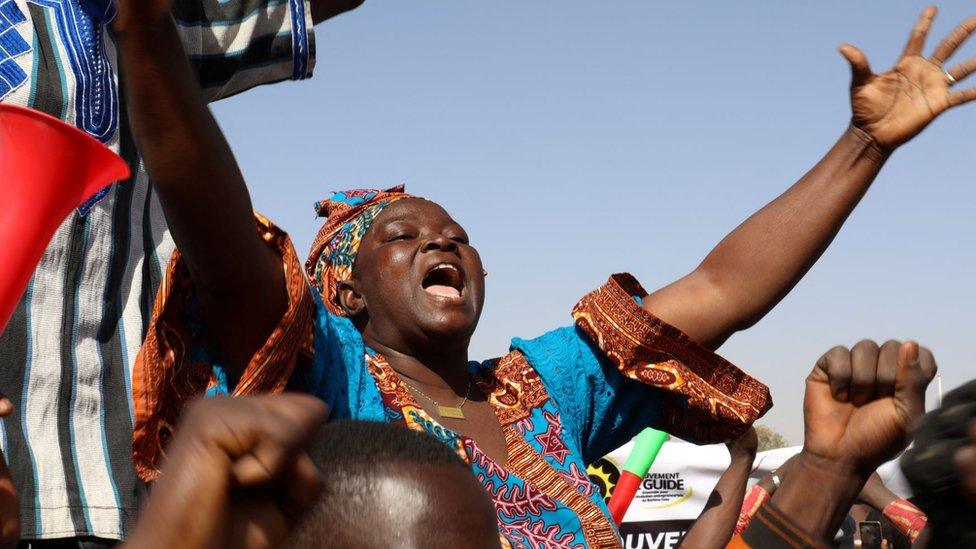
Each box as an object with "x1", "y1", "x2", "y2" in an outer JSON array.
[{"x1": 305, "y1": 185, "x2": 412, "y2": 315}]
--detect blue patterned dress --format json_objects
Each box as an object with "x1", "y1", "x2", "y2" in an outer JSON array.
[{"x1": 288, "y1": 274, "x2": 771, "y2": 548}]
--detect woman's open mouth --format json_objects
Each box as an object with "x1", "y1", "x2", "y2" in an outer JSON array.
[{"x1": 421, "y1": 262, "x2": 465, "y2": 300}]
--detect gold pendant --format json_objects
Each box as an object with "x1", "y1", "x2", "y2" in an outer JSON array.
[{"x1": 437, "y1": 405, "x2": 466, "y2": 419}]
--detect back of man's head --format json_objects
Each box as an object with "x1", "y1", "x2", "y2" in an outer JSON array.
[
  {"x1": 288, "y1": 420, "x2": 500, "y2": 549},
  {"x1": 901, "y1": 379, "x2": 976, "y2": 548}
]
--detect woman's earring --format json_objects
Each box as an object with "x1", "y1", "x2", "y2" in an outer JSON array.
[{"x1": 483, "y1": 269, "x2": 489, "y2": 278}]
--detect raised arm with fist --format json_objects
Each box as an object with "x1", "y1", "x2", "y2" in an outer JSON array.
[
  {"x1": 758, "y1": 341, "x2": 936, "y2": 542},
  {"x1": 123, "y1": 395, "x2": 328, "y2": 549}
]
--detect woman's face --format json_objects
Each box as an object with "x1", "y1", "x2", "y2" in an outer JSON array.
[{"x1": 339, "y1": 198, "x2": 486, "y2": 354}]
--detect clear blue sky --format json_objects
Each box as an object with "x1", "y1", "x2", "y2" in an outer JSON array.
[{"x1": 212, "y1": 1, "x2": 976, "y2": 444}]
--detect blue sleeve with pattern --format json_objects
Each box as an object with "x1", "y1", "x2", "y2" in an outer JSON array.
[
  {"x1": 511, "y1": 326, "x2": 666, "y2": 465},
  {"x1": 512, "y1": 274, "x2": 772, "y2": 464}
]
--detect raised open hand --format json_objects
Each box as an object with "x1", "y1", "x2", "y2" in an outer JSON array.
[
  {"x1": 803, "y1": 340, "x2": 937, "y2": 472},
  {"x1": 841, "y1": 7, "x2": 976, "y2": 150}
]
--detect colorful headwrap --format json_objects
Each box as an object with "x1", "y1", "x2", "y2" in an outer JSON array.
[{"x1": 306, "y1": 185, "x2": 413, "y2": 315}]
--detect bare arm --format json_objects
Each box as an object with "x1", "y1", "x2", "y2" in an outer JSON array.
[
  {"x1": 679, "y1": 429, "x2": 757, "y2": 548},
  {"x1": 645, "y1": 8, "x2": 976, "y2": 350},
  {"x1": 0, "y1": 447, "x2": 18, "y2": 549},
  {"x1": 113, "y1": 7, "x2": 285, "y2": 381},
  {"x1": 857, "y1": 472, "x2": 898, "y2": 511},
  {"x1": 646, "y1": 129, "x2": 884, "y2": 350}
]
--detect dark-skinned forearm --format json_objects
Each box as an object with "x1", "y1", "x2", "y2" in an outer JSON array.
[
  {"x1": 115, "y1": 18, "x2": 285, "y2": 377},
  {"x1": 678, "y1": 453, "x2": 755, "y2": 548},
  {"x1": 768, "y1": 452, "x2": 868, "y2": 540},
  {"x1": 645, "y1": 127, "x2": 888, "y2": 349}
]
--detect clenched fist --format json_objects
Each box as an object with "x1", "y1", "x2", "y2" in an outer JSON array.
[
  {"x1": 804, "y1": 340, "x2": 937, "y2": 472},
  {"x1": 123, "y1": 394, "x2": 329, "y2": 549}
]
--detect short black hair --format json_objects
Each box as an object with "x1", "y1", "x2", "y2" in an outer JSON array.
[
  {"x1": 288, "y1": 420, "x2": 474, "y2": 547},
  {"x1": 305, "y1": 419, "x2": 467, "y2": 469},
  {"x1": 901, "y1": 378, "x2": 976, "y2": 547}
]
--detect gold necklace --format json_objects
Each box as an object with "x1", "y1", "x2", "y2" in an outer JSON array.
[{"x1": 400, "y1": 377, "x2": 473, "y2": 420}]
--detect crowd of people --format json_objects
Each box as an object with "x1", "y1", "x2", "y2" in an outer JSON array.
[{"x1": 1, "y1": 0, "x2": 975, "y2": 547}]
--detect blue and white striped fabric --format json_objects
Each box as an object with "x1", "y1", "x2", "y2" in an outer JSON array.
[
  {"x1": 0, "y1": 0, "x2": 315, "y2": 541},
  {"x1": 0, "y1": 0, "x2": 30, "y2": 99}
]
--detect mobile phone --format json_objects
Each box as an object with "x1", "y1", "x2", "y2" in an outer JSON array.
[{"x1": 858, "y1": 521, "x2": 883, "y2": 549}]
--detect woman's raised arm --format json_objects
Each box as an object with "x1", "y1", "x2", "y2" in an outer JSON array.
[{"x1": 644, "y1": 7, "x2": 976, "y2": 350}]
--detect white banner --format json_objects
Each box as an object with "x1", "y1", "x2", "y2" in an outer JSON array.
[{"x1": 588, "y1": 441, "x2": 910, "y2": 549}]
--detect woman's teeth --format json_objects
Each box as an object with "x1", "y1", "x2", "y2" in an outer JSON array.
[{"x1": 422, "y1": 263, "x2": 463, "y2": 299}]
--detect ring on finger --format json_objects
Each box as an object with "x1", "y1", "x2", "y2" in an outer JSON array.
[{"x1": 946, "y1": 70, "x2": 957, "y2": 85}]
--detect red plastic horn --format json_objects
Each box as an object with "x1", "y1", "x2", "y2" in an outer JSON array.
[{"x1": 0, "y1": 105, "x2": 130, "y2": 335}]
